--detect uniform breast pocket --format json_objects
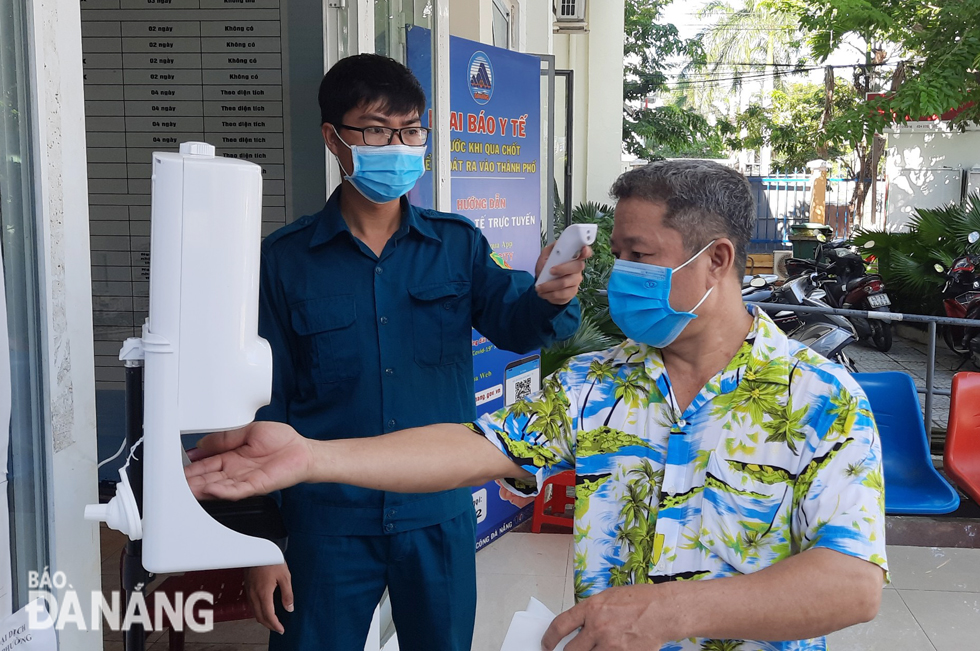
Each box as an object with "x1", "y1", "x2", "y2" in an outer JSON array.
[
  {"x1": 408, "y1": 281, "x2": 472, "y2": 367},
  {"x1": 700, "y1": 452, "x2": 791, "y2": 574},
  {"x1": 289, "y1": 295, "x2": 360, "y2": 383}
]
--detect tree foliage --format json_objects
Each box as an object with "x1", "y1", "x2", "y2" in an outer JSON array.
[
  {"x1": 685, "y1": 0, "x2": 806, "y2": 104},
  {"x1": 772, "y1": 0, "x2": 980, "y2": 134},
  {"x1": 728, "y1": 80, "x2": 858, "y2": 172},
  {"x1": 622, "y1": 0, "x2": 726, "y2": 159}
]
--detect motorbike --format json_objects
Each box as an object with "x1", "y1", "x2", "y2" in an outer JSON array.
[
  {"x1": 940, "y1": 231, "x2": 980, "y2": 365},
  {"x1": 782, "y1": 239, "x2": 893, "y2": 352},
  {"x1": 743, "y1": 273, "x2": 859, "y2": 372}
]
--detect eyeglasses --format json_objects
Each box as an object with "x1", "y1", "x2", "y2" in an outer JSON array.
[{"x1": 338, "y1": 124, "x2": 430, "y2": 147}]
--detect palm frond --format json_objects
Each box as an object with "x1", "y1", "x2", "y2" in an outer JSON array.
[{"x1": 541, "y1": 314, "x2": 622, "y2": 378}]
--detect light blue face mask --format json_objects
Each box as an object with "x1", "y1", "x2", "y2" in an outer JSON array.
[
  {"x1": 334, "y1": 127, "x2": 426, "y2": 204},
  {"x1": 607, "y1": 241, "x2": 715, "y2": 348}
]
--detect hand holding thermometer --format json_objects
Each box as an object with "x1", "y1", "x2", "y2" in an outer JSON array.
[{"x1": 536, "y1": 224, "x2": 598, "y2": 286}]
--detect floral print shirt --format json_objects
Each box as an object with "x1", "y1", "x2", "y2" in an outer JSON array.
[{"x1": 468, "y1": 309, "x2": 888, "y2": 651}]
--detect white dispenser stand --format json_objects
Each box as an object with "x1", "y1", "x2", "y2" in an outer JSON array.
[{"x1": 86, "y1": 142, "x2": 284, "y2": 573}]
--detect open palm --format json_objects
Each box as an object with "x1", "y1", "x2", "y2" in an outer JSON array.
[{"x1": 184, "y1": 421, "x2": 314, "y2": 500}]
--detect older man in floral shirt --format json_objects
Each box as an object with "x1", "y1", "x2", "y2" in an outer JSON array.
[
  {"x1": 467, "y1": 304, "x2": 885, "y2": 650},
  {"x1": 187, "y1": 160, "x2": 887, "y2": 651}
]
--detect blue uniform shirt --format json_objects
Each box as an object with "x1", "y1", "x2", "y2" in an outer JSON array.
[{"x1": 257, "y1": 188, "x2": 581, "y2": 536}]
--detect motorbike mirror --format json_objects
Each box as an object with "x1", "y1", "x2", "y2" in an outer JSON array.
[
  {"x1": 934, "y1": 263, "x2": 946, "y2": 274},
  {"x1": 863, "y1": 240, "x2": 875, "y2": 249},
  {"x1": 969, "y1": 231, "x2": 980, "y2": 244},
  {"x1": 749, "y1": 277, "x2": 767, "y2": 288}
]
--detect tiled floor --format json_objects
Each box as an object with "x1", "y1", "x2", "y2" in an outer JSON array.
[
  {"x1": 100, "y1": 526, "x2": 980, "y2": 651},
  {"x1": 473, "y1": 535, "x2": 980, "y2": 651}
]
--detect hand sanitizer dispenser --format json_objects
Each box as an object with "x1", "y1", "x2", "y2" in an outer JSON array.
[{"x1": 87, "y1": 142, "x2": 285, "y2": 573}]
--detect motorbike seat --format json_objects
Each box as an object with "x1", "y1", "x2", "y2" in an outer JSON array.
[{"x1": 845, "y1": 278, "x2": 865, "y2": 292}]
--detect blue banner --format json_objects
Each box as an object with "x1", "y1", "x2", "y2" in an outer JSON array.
[{"x1": 407, "y1": 27, "x2": 543, "y2": 547}]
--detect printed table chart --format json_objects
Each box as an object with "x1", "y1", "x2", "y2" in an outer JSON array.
[{"x1": 81, "y1": 0, "x2": 291, "y2": 388}]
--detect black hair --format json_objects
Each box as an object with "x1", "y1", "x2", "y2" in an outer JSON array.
[
  {"x1": 610, "y1": 160, "x2": 756, "y2": 275},
  {"x1": 318, "y1": 54, "x2": 427, "y2": 126}
]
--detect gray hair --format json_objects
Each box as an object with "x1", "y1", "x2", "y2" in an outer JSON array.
[{"x1": 610, "y1": 160, "x2": 756, "y2": 274}]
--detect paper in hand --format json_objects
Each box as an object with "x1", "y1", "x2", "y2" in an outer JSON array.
[{"x1": 499, "y1": 597, "x2": 578, "y2": 651}]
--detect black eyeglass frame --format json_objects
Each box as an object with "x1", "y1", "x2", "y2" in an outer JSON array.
[{"x1": 337, "y1": 124, "x2": 431, "y2": 146}]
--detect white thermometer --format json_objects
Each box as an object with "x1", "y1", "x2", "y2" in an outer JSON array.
[{"x1": 536, "y1": 224, "x2": 598, "y2": 286}]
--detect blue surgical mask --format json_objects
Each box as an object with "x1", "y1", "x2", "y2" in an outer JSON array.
[
  {"x1": 607, "y1": 241, "x2": 715, "y2": 348},
  {"x1": 334, "y1": 127, "x2": 426, "y2": 204}
]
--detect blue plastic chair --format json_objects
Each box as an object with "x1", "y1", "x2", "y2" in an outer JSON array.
[{"x1": 854, "y1": 372, "x2": 960, "y2": 515}]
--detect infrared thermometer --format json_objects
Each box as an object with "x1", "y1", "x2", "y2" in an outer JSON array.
[{"x1": 535, "y1": 224, "x2": 598, "y2": 286}]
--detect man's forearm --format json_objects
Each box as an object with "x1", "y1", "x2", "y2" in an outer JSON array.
[
  {"x1": 658, "y1": 548, "x2": 884, "y2": 642},
  {"x1": 308, "y1": 423, "x2": 531, "y2": 493}
]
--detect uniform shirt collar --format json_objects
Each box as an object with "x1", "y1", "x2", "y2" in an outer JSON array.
[{"x1": 309, "y1": 187, "x2": 441, "y2": 249}]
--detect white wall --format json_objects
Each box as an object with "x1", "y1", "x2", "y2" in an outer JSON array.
[
  {"x1": 449, "y1": 0, "x2": 528, "y2": 49},
  {"x1": 523, "y1": 0, "x2": 551, "y2": 55},
  {"x1": 449, "y1": 0, "x2": 493, "y2": 43},
  {"x1": 28, "y1": 0, "x2": 101, "y2": 648},
  {"x1": 552, "y1": 0, "x2": 626, "y2": 208},
  {"x1": 885, "y1": 123, "x2": 980, "y2": 230}
]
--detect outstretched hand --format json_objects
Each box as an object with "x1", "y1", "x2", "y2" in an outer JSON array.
[{"x1": 184, "y1": 421, "x2": 315, "y2": 500}]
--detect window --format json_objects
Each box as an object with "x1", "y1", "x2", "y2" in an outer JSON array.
[
  {"x1": 0, "y1": 0, "x2": 51, "y2": 611},
  {"x1": 375, "y1": 0, "x2": 432, "y2": 62},
  {"x1": 492, "y1": 0, "x2": 510, "y2": 50}
]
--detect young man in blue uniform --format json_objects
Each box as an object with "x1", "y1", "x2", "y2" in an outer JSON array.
[{"x1": 246, "y1": 54, "x2": 588, "y2": 650}]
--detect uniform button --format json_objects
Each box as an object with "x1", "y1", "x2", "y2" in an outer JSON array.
[
  {"x1": 677, "y1": 419, "x2": 687, "y2": 427},
  {"x1": 387, "y1": 419, "x2": 396, "y2": 429},
  {"x1": 380, "y1": 316, "x2": 389, "y2": 325},
  {"x1": 384, "y1": 523, "x2": 395, "y2": 532},
  {"x1": 385, "y1": 368, "x2": 394, "y2": 376},
  {"x1": 443, "y1": 301, "x2": 452, "y2": 310},
  {"x1": 387, "y1": 509, "x2": 396, "y2": 518},
  {"x1": 375, "y1": 266, "x2": 383, "y2": 275}
]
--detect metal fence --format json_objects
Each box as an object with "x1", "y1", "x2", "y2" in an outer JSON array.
[{"x1": 746, "y1": 172, "x2": 886, "y2": 253}]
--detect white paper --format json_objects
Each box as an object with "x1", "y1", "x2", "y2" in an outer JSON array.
[
  {"x1": 0, "y1": 598, "x2": 58, "y2": 650},
  {"x1": 499, "y1": 598, "x2": 578, "y2": 651}
]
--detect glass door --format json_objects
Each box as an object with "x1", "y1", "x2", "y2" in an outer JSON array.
[{"x1": 0, "y1": 0, "x2": 52, "y2": 614}]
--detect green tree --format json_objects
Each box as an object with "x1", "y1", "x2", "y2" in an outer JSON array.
[
  {"x1": 623, "y1": 0, "x2": 726, "y2": 159},
  {"x1": 687, "y1": 0, "x2": 804, "y2": 102},
  {"x1": 679, "y1": 0, "x2": 805, "y2": 173},
  {"x1": 773, "y1": 0, "x2": 980, "y2": 221},
  {"x1": 728, "y1": 80, "x2": 858, "y2": 172}
]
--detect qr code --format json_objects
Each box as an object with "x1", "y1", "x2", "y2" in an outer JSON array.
[{"x1": 515, "y1": 377, "x2": 532, "y2": 401}]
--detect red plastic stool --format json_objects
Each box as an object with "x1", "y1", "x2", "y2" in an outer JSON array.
[
  {"x1": 531, "y1": 470, "x2": 575, "y2": 533},
  {"x1": 121, "y1": 553, "x2": 255, "y2": 651}
]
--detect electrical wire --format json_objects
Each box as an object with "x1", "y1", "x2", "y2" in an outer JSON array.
[
  {"x1": 661, "y1": 61, "x2": 899, "y2": 89},
  {"x1": 98, "y1": 436, "x2": 129, "y2": 469}
]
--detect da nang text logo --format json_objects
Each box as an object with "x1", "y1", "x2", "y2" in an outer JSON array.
[
  {"x1": 468, "y1": 51, "x2": 494, "y2": 105},
  {"x1": 26, "y1": 569, "x2": 214, "y2": 633}
]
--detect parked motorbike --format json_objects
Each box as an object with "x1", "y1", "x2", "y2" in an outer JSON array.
[
  {"x1": 743, "y1": 274, "x2": 859, "y2": 372},
  {"x1": 940, "y1": 231, "x2": 980, "y2": 364},
  {"x1": 782, "y1": 239, "x2": 893, "y2": 352}
]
